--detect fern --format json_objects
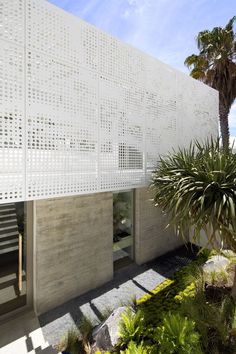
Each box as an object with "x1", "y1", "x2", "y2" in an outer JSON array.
[
  {"x1": 118, "y1": 307, "x2": 144, "y2": 346},
  {"x1": 120, "y1": 341, "x2": 149, "y2": 354}
]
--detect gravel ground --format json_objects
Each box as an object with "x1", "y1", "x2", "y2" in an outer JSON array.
[{"x1": 39, "y1": 244, "x2": 198, "y2": 346}]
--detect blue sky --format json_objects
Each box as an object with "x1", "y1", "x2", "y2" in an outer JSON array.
[{"x1": 48, "y1": 0, "x2": 236, "y2": 137}]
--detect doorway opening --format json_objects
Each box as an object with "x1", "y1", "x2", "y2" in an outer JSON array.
[
  {"x1": 0, "y1": 202, "x2": 27, "y2": 316},
  {"x1": 113, "y1": 190, "x2": 134, "y2": 270}
]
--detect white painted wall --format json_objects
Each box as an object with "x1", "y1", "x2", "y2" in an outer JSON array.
[{"x1": 0, "y1": 0, "x2": 218, "y2": 203}]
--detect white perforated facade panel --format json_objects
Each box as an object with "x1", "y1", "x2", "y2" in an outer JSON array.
[
  {"x1": 0, "y1": 0, "x2": 25, "y2": 202},
  {"x1": 0, "y1": 0, "x2": 218, "y2": 203}
]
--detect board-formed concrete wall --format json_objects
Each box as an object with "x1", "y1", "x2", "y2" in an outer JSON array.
[
  {"x1": 34, "y1": 192, "x2": 113, "y2": 314},
  {"x1": 134, "y1": 188, "x2": 184, "y2": 265}
]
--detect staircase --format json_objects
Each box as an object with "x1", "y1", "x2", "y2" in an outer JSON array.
[{"x1": 0, "y1": 203, "x2": 19, "y2": 255}]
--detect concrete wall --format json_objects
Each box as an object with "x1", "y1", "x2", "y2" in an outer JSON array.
[
  {"x1": 134, "y1": 187, "x2": 184, "y2": 265},
  {"x1": 34, "y1": 192, "x2": 113, "y2": 314}
]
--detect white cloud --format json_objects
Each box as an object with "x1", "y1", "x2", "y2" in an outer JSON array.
[{"x1": 231, "y1": 103, "x2": 236, "y2": 111}]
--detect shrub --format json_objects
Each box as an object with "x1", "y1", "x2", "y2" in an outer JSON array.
[
  {"x1": 118, "y1": 307, "x2": 144, "y2": 346},
  {"x1": 154, "y1": 312, "x2": 203, "y2": 354},
  {"x1": 57, "y1": 327, "x2": 79, "y2": 354},
  {"x1": 179, "y1": 289, "x2": 236, "y2": 352},
  {"x1": 78, "y1": 316, "x2": 93, "y2": 345},
  {"x1": 120, "y1": 341, "x2": 149, "y2": 354},
  {"x1": 137, "y1": 254, "x2": 208, "y2": 329}
]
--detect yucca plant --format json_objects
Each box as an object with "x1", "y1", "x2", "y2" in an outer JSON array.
[{"x1": 150, "y1": 139, "x2": 236, "y2": 297}]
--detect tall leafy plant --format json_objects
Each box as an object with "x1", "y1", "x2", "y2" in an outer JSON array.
[
  {"x1": 151, "y1": 139, "x2": 236, "y2": 296},
  {"x1": 185, "y1": 17, "x2": 236, "y2": 149}
]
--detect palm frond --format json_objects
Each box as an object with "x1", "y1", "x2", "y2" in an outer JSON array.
[{"x1": 151, "y1": 139, "x2": 236, "y2": 251}]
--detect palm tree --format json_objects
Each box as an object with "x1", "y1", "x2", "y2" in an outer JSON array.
[
  {"x1": 150, "y1": 139, "x2": 236, "y2": 297},
  {"x1": 184, "y1": 17, "x2": 236, "y2": 149}
]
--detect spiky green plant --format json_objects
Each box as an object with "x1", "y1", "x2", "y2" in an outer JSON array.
[
  {"x1": 154, "y1": 312, "x2": 203, "y2": 354},
  {"x1": 78, "y1": 316, "x2": 94, "y2": 350},
  {"x1": 118, "y1": 307, "x2": 144, "y2": 346},
  {"x1": 179, "y1": 292, "x2": 236, "y2": 352},
  {"x1": 57, "y1": 327, "x2": 79, "y2": 354},
  {"x1": 151, "y1": 139, "x2": 236, "y2": 251}
]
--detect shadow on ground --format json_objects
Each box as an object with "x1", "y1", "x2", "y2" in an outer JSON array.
[{"x1": 39, "y1": 243, "x2": 198, "y2": 345}]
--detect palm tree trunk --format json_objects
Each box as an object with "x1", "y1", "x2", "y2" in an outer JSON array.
[{"x1": 219, "y1": 100, "x2": 230, "y2": 150}]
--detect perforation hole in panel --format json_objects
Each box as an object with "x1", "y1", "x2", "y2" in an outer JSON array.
[
  {"x1": 0, "y1": 40, "x2": 24, "y2": 202},
  {"x1": 0, "y1": 0, "x2": 24, "y2": 46}
]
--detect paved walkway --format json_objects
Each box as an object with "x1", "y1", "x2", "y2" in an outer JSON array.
[
  {"x1": 0, "y1": 312, "x2": 59, "y2": 354},
  {"x1": 0, "y1": 244, "x2": 197, "y2": 353},
  {"x1": 39, "y1": 244, "x2": 197, "y2": 346}
]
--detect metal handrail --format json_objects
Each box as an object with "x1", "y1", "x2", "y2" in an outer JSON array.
[{"x1": 18, "y1": 233, "x2": 22, "y2": 293}]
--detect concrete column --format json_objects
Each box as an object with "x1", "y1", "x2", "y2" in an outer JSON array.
[
  {"x1": 134, "y1": 187, "x2": 184, "y2": 265},
  {"x1": 34, "y1": 192, "x2": 113, "y2": 314}
]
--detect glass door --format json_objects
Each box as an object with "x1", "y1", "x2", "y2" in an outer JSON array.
[
  {"x1": 113, "y1": 191, "x2": 134, "y2": 268},
  {"x1": 0, "y1": 202, "x2": 27, "y2": 316}
]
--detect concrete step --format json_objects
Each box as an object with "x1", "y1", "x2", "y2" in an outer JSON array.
[
  {"x1": 0, "y1": 219, "x2": 17, "y2": 227},
  {"x1": 0, "y1": 204, "x2": 16, "y2": 210},
  {"x1": 0, "y1": 231, "x2": 19, "y2": 239},
  {"x1": 0, "y1": 280, "x2": 26, "y2": 307},
  {"x1": 0, "y1": 208, "x2": 16, "y2": 215},
  {"x1": 0, "y1": 238, "x2": 18, "y2": 247},
  {"x1": 0, "y1": 244, "x2": 18, "y2": 254},
  {"x1": 0, "y1": 270, "x2": 26, "y2": 285},
  {"x1": 0, "y1": 213, "x2": 16, "y2": 219},
  {"x1": 0, "y1": 203, "x2": 18, "y2": 254},
  {"x1": 0, "y1": 203, "x2": 15, "y2": 207},
  {"x1": 0, "y1": 225, "x2": 18, "y2": 233},
  {"x1": 0, "y1": 204, "x2": 15, "y2": 210}
]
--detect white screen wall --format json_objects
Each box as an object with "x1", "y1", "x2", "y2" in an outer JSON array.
[{"x1": 0, "y1": 0, "x2": 218, "y2": 203}]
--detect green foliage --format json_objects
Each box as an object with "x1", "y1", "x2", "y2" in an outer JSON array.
[
  {"x1": 57, "y1": 327, "x2": 79, "y2": 354},
  {"x1": 154, "y1": 312, "x2": 203, "y2": 354},
  {"x1": 179, "y1": 291, "x2": 236, "y2": 352},
  {"x1": 151, "y1": 139, "x2": 236, "y2": 252},
  {"x1": 118, "y1": 307, "x2": 145, "y2": 346},
  {"x1": 137, "y1": 254, "x2": 208, "y2": 327},
  {"x1": 120, "y1": 341, "x2": 149, "y2": 354},
  {"x1": 205, "y1": 267, "x2": 229, "y2": 286},
  {"x1": 78, "y1": 316, "x2": 93, "y2": 343}
]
